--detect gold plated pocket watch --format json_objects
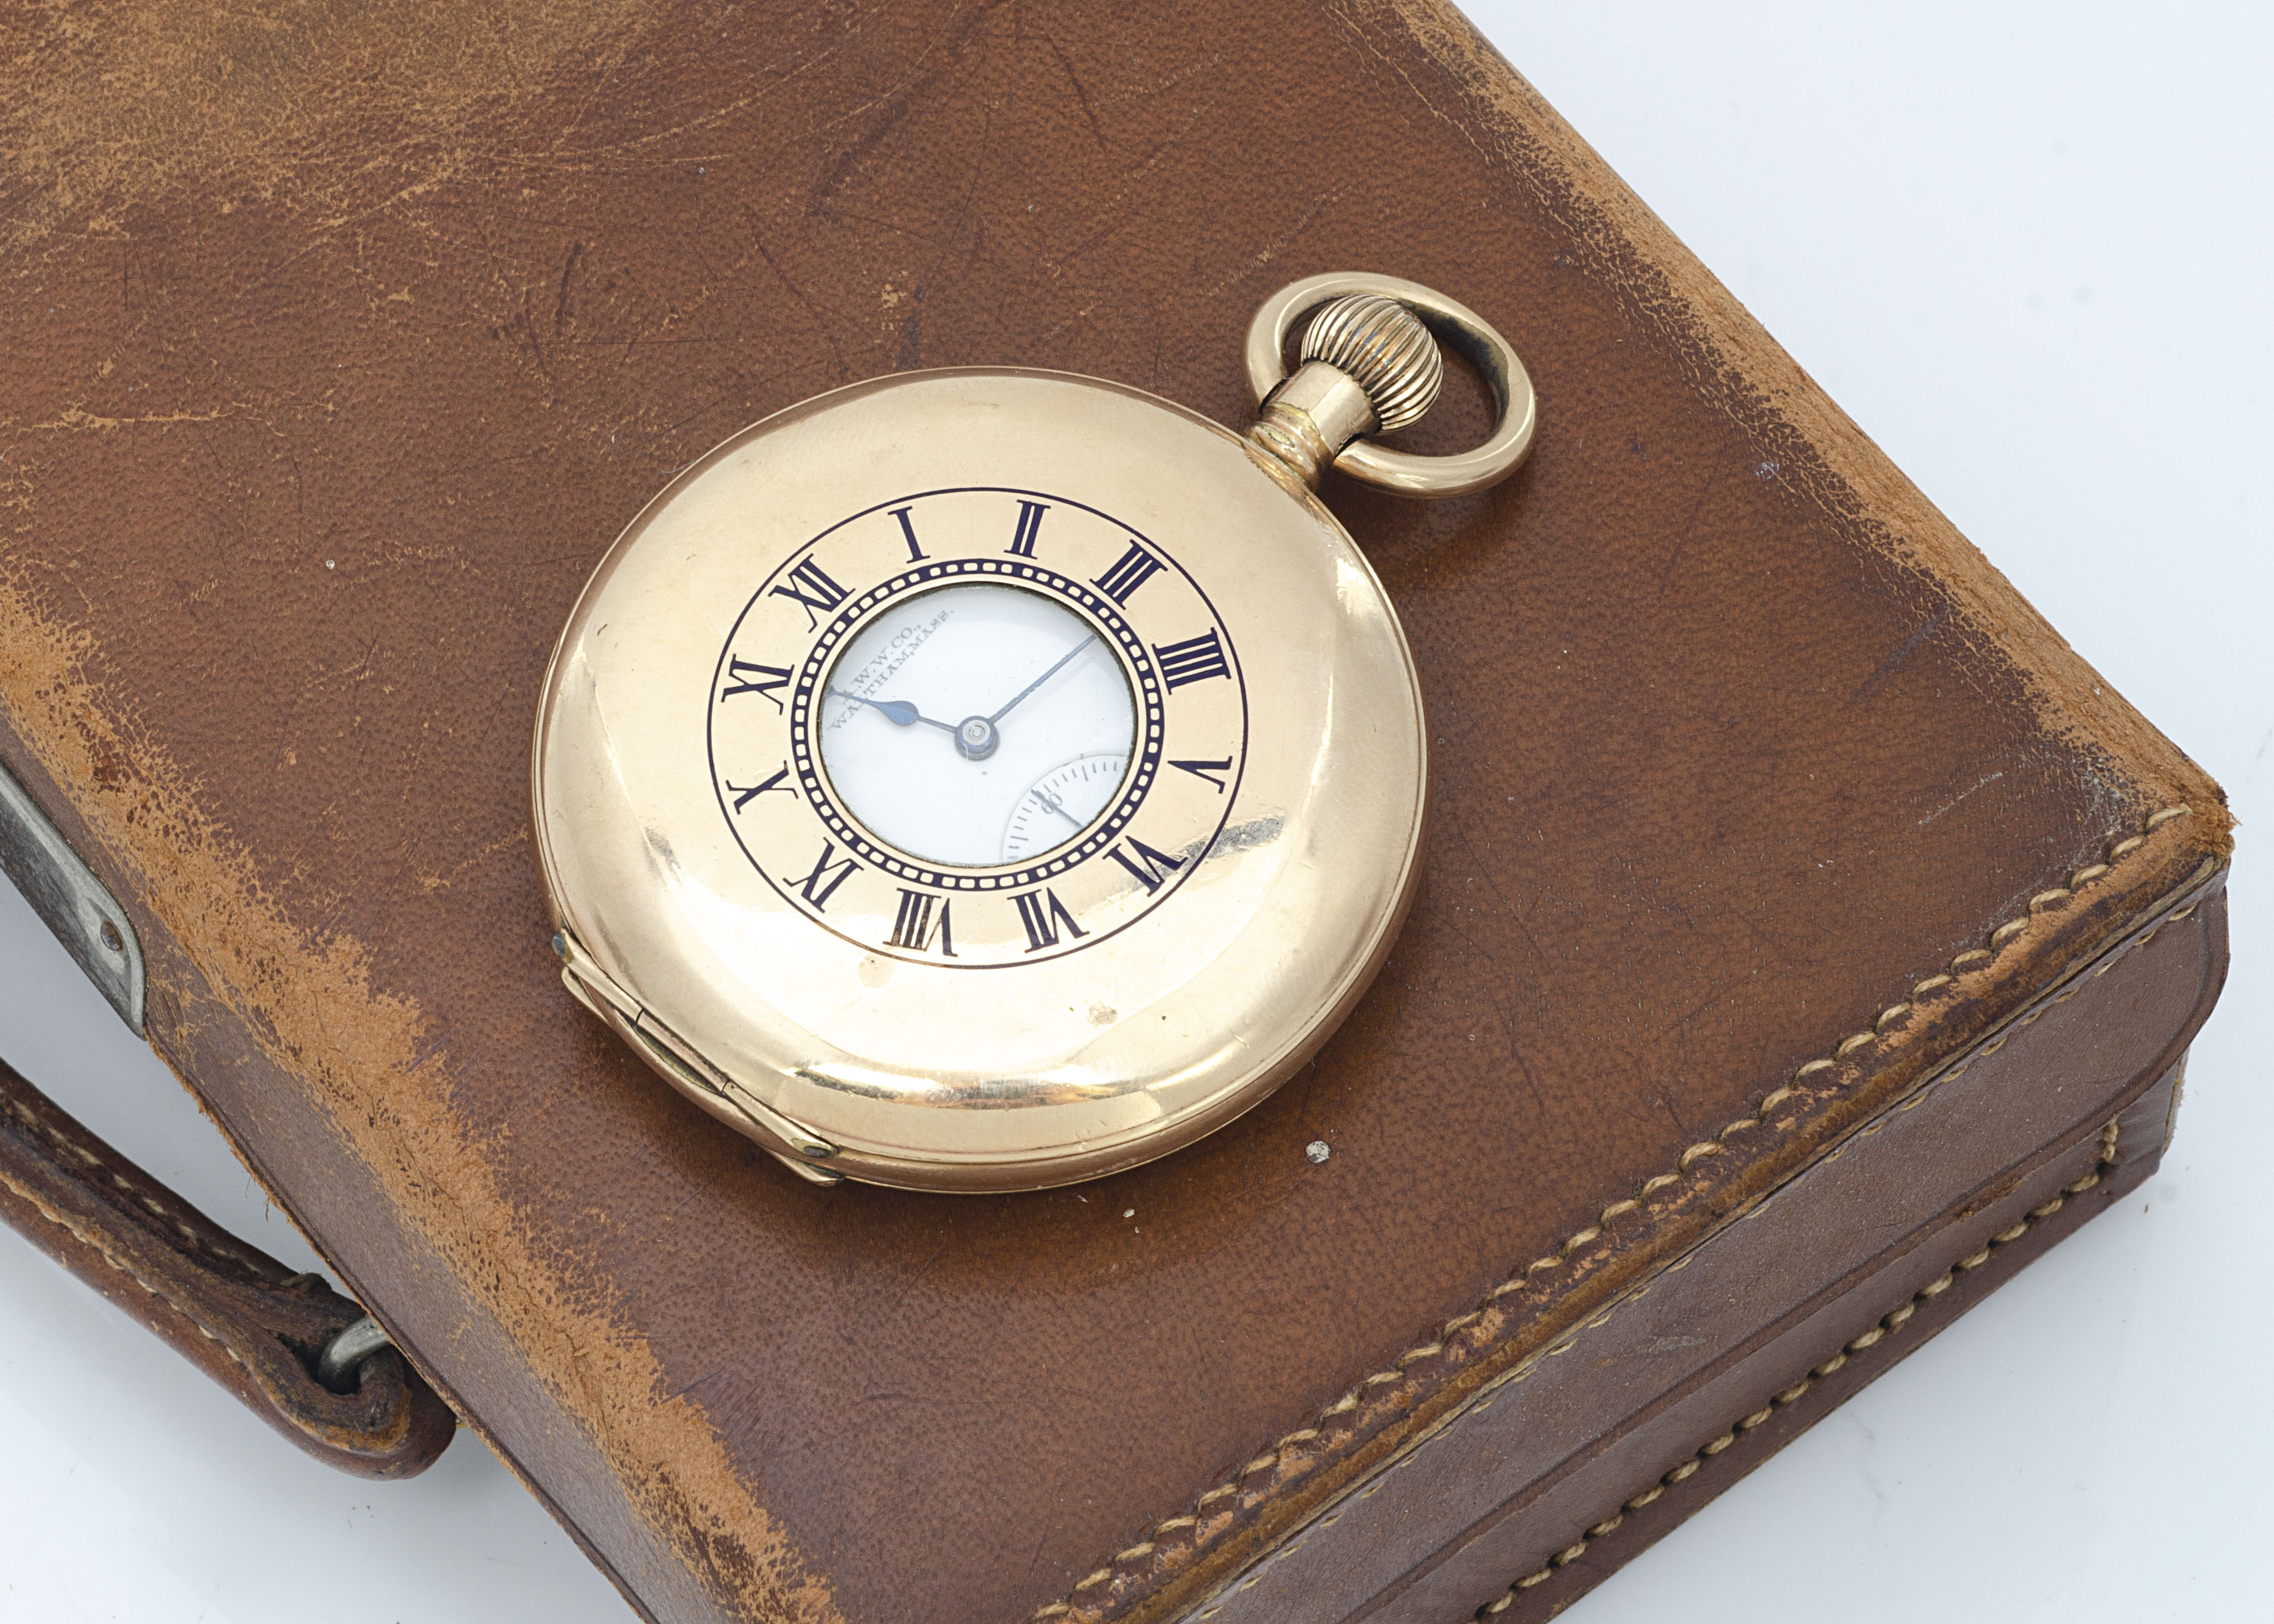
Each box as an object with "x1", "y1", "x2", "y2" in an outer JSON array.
[{"x1": 531, "y1": 274, "x2": 1535, "y2": 1192}]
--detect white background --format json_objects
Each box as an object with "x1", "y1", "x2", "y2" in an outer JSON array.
[{"x1": 3, "y1": 4, "x2": 2268, "y2": 1618}]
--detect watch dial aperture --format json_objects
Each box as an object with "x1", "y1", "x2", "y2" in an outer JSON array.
[{"x1": 816, "y1": 584, "x2": 1135, "y2": 867}]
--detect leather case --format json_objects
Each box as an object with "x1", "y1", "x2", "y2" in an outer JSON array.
[{"x1": 0, "y1": 3, "x2": 2232, "y2": 1621}]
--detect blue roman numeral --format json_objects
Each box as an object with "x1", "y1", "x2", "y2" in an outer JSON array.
[
  {"x1": 1153, "y1": 629, "x2": 1230, "y2": 691},
  {"x1": 1104, "y1": 838, "x2": 1185, "y2": 894},
  {"x1": 783, "y1": 841, "x2": 859, "y2": 911},
  {"x1": 890, "y1": 506, "x2": 926, "y2": 563},
  {"x1": 770, "y1": 557, "x2": 850, "y2": 631},
  {"x1": 887, "y1": 889, "x2": 956, "y2": 956},
  {"x1": 1011, "y1": 887, "x2": 1086, "y2": 952},
  {"x1": 1091, "y1": 540, "x2": 1165, "y2": 605},
  {"x1": 1168, "y1": 757, "x2": 1232, "y2": 793},
  {"x1": 721, "y1": 658, "x2": 792, "y2": 711},
  {"x1": 727, "y1": 764, "x2": 795, "y2": 811},
  {"x1": 1007, "y1": 499, "x2": 1049, "y2": 558}
]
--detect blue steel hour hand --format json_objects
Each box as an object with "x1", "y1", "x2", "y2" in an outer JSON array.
[
  {"x1": 989, "y1": 634, "x2": 1100, "y2": 725},
  {"x1": 827, "y1": 687, "x2": 956, "y2": 734}
]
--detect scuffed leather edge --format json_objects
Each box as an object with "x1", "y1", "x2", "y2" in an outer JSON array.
[
  {"x1": 0, "y1": 563, "x2": 843, "y2": 1624},
  {"x1": 1034, "y1": 805, "x2": 2220, "y2": 1622}
]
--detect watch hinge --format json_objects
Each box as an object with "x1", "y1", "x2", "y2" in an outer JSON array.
[
  {"x1": 763, "y1": 1148, "x2": 846, "y2": 1185},
  {"x1": 551, "y1": 926, "x2": 843, "y2": 1173},
  {"x1": 554, "y1": 927, "x2": 641, "y2": 1022}
]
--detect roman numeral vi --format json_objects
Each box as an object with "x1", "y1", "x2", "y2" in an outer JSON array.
[{"x1": 1104, "y1": 838, "x2": 1186, "y2": 895}]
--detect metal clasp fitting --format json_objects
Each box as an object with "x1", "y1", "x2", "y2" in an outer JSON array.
[
  {"x1": 0, "y1": 757, "x2": 144, "y2": 1033},
  {"x1": 316, "y1": 1314, "x2": 395, "y2": 1392}
]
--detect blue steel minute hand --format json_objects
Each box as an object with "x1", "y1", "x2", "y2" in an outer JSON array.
[{"x1": 826, "y1": 687, "x2": 957, "y2": 734}]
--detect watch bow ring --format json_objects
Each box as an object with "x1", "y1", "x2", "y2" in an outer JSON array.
[
  {"x1": 1244, "y1": 272, "x2": 1537, "y2": 498},
  {"x1": 531, "y1": 273, "x2": 1537, "y2": 1192}
]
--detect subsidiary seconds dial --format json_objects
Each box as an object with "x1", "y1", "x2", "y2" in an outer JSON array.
[
  {"x1": 1002, "y1": 753, "x2": 1130, "y2": 863},
  {"x1": 707, "y1": 487, "x2": 1250, "y2": 968}
]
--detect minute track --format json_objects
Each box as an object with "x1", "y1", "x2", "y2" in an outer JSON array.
[{"x1": 705, "y1": 486, "x2": 1250, "y2": 970}]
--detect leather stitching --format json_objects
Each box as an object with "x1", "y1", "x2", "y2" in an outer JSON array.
[
  {"x1": 1472, "y1": 1118, "x2": 2124, "y2": 1616},
  {"x1": 1033, "y1": 805, "x2": 2195, "y2": 1621},
  {"x1": 0, "y1": 1091, "x2": 265, "y2": 1275},
  {"x1": 0, "y1": 1162, "x2": 261, "y2": 1385},
  {"x1": 3, "y1": 1099, "x2": 436, "y2": 1468}
]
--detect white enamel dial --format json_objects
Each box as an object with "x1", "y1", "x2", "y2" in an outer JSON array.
[{"x1": 816, "y1": 583, "x2": 1135, "y2": 867}]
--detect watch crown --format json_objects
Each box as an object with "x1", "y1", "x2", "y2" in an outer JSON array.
[{"x1": 1299, "y1": 293, "x2": 1444, "y2": 434}]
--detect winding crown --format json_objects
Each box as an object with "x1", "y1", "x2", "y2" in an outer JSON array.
[{"x1": 1299, "y1": 293, "x2": 1444, "y2": 434}]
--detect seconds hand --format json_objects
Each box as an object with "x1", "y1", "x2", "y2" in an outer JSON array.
[{"x1": 1029, "y1": 785, "x2": 1085, "y2": 829}]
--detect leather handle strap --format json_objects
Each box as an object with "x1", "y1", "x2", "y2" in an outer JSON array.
[{"x1": 0, "y1": 1054, "x2": 455, "y2": 1477}]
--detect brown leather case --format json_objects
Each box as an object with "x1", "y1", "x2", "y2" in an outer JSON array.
[{"x1": 0, "y1": 3, "x2": 2233, "y2": 1621}]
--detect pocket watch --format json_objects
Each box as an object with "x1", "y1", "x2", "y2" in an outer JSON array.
[{"x1": 531, "y1": 273, "x2": 1535, "y2": 1192}]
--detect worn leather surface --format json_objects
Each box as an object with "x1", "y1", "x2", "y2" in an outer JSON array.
[
  {"x1": 1197, "y1": 884, "x2": 2223, "y2": 1623},
  {"x1": 0, "y1": 3, "x2": 2234, "y2": 1622},
  {"x1": 0, "y1": 1053, "x2": 455, "y2": 1476},
  {"x1": 1479, "y1": 1050, "x2": 2192, "y2": 1623}
]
